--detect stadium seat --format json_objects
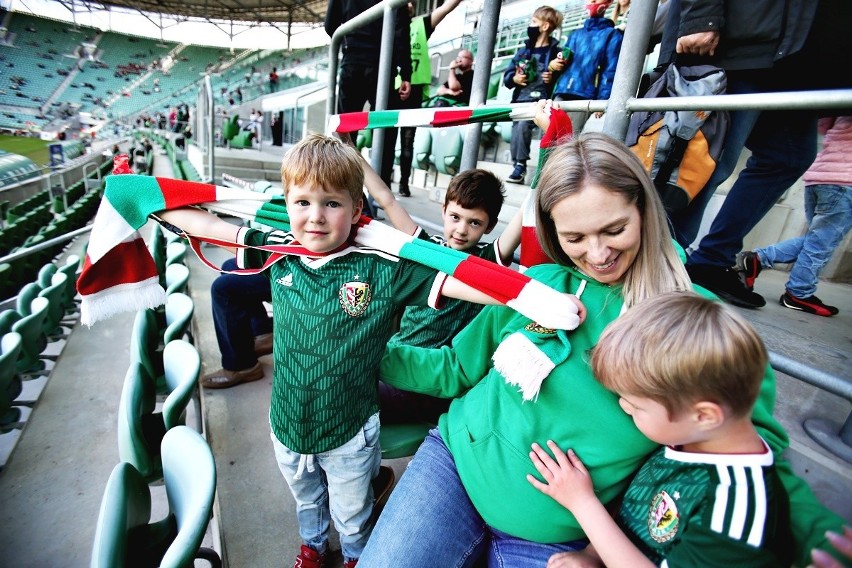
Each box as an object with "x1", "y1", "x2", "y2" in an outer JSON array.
[
  {"x1": 0, "y1": 309, "x2": 21, "y2": 336},
  {"x1": 412, "y1": 128, "x2": 433, "y2": 172},
  {"x1": 429, "y1": 127, "x2": 463, "y2": 182},
  {"x1": 356, "y1": 129, "x2": 372, "y2": 151},
  {"x1": 0, "y1": 332, "x2": 23, "y2": 432},
  {"x1": 37, "y1": 272, "x2": 68, "y2": 337},
  {"x1": 163, "y1": 292, "x2": 194, "y2": 344},
  {"x1": 165, "y1": 264, "x2": 189, "y2": 296},
  {"x1": 380, "y1": 422, "x2": 433, "y2": 459},
  {"x1": 117, "y1": 340, "x2": 200, "y2": 483},
  {"x1": 130, "y1": 309, "x2": 165, "y2": 389},
  {"x1": 16, "y1": 282, "x2": 42, "y2": 317},
  {"x1": 91, "y1": 426, "x2": 220, "y2": 568},
  {"x1": 165, "y1": 242, "x2": 187, "y2": 267},
  {"x1": 11, "y1": 296, "x2": 48, "y2": 374}
]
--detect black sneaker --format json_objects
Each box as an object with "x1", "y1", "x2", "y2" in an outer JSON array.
[
  {"x1": 779, "y1": 292, "x2": 839, "y2": 317},
  {"x1": 371, "y1": 465, "x2": 395, "y2": 512},
  {"x1": 398, "y1": 185, "x2": 411, "y2": 197},
  {"x1": 686, "y1": 263, "x2": 766, "y2": 308},
  {"x1": 734, "y1": 251, "x2": 762, "y2": 290},
  {"x1": 505, "y1": 163, "x2": 526, "y2": 184}
]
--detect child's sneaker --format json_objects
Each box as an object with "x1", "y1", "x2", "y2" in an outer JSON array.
[
  {"x1": 505, "y1": 163, "x2": 526, "y2": 184},
  {"x1": 734, "y1": 251, "x2": 762, "y2": 290},
  {"x1": 779, "y1": 292, "x2": 839, "y2": 317},
  {"x1": 293, "y1": 545, "x2": 326, "y2": 568},
  {"x1": 343, "y1": 560, "x2": 358, "y2": 568}
]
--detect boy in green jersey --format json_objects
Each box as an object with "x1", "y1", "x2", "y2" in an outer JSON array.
[
  {"x1": 364, "y1": 163, "x2": 523, "y2": 424},
  {"x1": 529, "y1": 292, "x2": 795, "y2": 568},
  {"x1": 157, "y1": 133, "x2": 509, "y2": 568}
]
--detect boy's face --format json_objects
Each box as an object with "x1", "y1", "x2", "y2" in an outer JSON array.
[
  {"x1": 618, "y1": 395, "x2": 700, "y2": 447},
  {"x1": 286, "y1": 183, "x2": 362, "y2": 254},
  {"x1": 441, "y1": 201, "x2": 492, "y2": 251},
  {"x1": 530, "y1": 15, "x2": 550, "y2": 35}
]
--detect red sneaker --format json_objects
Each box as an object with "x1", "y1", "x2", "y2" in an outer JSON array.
[
  {"x1": 779, "y1": 292, "x2": 839, "y2": 317},
  {"x1": 293, "y1": 545, "x2": 326, "y2": 568},
  {"x1": 343, "y1": 560, "x2": 358, "y2": 568}
]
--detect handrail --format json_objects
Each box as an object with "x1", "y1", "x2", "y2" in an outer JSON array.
[{"x1": 0, "y1": 225, "x2": 93, "y2": 265}]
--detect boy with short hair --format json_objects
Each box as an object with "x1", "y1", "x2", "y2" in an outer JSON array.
[
  {"x1": 364, "y1": 164, "x2": 522, "y2": 423},
  {"x1": 503, "y1": 5, "x2": 564, "y2": 184},
  {"x1": 528, "y1": 292, "x2": 794, "y2": 568},
  {"x1": 157, "y1": 134, "x2": 506, "y2": 568}
]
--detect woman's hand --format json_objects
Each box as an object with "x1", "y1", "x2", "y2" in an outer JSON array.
[
  {"x1": 809, "y1": 527, "x2": 852, "y2": 568},
  {"x1": 567, "y1": 294, "x2": 587, "y2": 325},
  {"x1": 533, "y1": 99, "x2": 553, "y2": 131},
  {"x1": 527, "y1": 442, "x2": 598, "y2": 512}
]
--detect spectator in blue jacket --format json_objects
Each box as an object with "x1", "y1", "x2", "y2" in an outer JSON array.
[{"x1": 551, "y1": 0, "x2": 623, "y2": 133}]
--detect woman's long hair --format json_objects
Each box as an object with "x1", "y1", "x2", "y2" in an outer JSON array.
[{"x1": 535, "y1": 132, "x2": 691, "y2": 308}]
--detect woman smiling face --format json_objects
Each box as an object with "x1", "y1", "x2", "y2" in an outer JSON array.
[{"x1": 550, "y1": 182, "x2": 642, "y2": 285}]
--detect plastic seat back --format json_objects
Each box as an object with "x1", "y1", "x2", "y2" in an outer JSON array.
[
  {"x1": 164, "y1": 293, "x2": 194, "y2": 344},
  {"x1": 413, "y1": 128, "x2": 433, "y2": 171},
  {"x1": 160, "y1": 426, "x2": 218, "y2": 568},
  {"x1": 0, "y1": 309, "x2": 21, "y2": 336},
  {"x1": 11, "y1": 297, "x2": 49, "y2": 373},
  {"x1": 57, "y1": 255, "x2": 80, "y2": 310},
  {"x1": 37, "y1": 263, "x2": 57, "y2": 288},
  {"x1": 164, "y1": 264, "x2": 189, "y2": 296},
  {"x1": 0, "y1": 332, "x2": 23, "y2": 430},
  {"x1": 37, "y1": 272, "x2": 68, "y2": 335},
  {"x1": 117, "y1": 360, "x2": 163, "y2": 482},
  {"x1": 165, "y1": 242, "x2": 187, "y2": 267},
  {"x1": 380, "y1": 422, "x2": 433, "y2": 459},
  {"x1": 90, "y1": 462, "x2": 152, "y2": 568},
  {"x1": 161, "y1": 340, "x2": 200, "y2": 430},
  {"x1": 16, "y1": 282, "x2": 42, "y2": 317},
  {"x1": 431, "y1": 127, "x2": 463, "y2": 176},
  {"x1": 130, "y1": 309, "x2": 164, "y2": 383}
]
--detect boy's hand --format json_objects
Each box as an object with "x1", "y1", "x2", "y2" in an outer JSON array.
[
  {"x1": 547, "y1": 549, "x2": 603, "y2": 568},
  {"x1": 527, "y1": 442, "x2": 597, "y2": 512},
  {"x1": 549, "y1": 57, "x2": 566, "y2": 72},
  {"x1": 541, "y1": 70, "x2": 553, "y2": 84},
  {"x1": 533, "y1": 99, "x2": 553, "y2": 133},
  {"x1": 513, "y1": 68, "x2": 528, "y2": 86}
]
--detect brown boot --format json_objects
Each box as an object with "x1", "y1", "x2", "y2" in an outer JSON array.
[{"x1": 200, "y1": 362, "x2": 264, "y2": 389}]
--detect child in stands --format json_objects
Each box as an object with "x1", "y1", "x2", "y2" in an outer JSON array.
[
  {"x1": 503, "y1": 5, "x2": 563, "y2": 184},
  {"x1": 736, "y1": 116, "x2": 852, "y2": 317},
  {"x1": 364, "y1": 163, "x2": 522, "y2": 423},
  {"x1": 157, "y1": 133, "x2": 528, "y2": 568},
  {"x1": 529, "y1": 292, "x2": 794, "y2": 567}
]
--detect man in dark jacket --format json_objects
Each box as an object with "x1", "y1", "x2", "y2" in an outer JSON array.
[
  {"x1": 325, "y1": 0, "x2": 411, "y2": 188},
  {"x1": 662, "y1": 0, "x2": 852, "y2": 309}
]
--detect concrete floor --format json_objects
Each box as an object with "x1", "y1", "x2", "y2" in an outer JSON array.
[{"x1": 0, "y1": 147, "x2": 849, "y2": 567}]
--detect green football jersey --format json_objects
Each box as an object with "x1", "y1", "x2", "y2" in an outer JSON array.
[
  {"x1": 239, "y1": 228, "x2": 442, "y2": 454},
  {"x1": 617, "y1": 443, "x2": 793, "y2": 567},
  {"x1": 389, "y1": 233, "x2": 501, "y2": 348}
]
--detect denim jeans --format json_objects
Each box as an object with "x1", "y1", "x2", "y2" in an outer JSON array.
[
  {"x1": 510, "y1": 119, "x2": 537, "y2": 165},
  {"x1": 211, "y1": 258, "x2": 272, "y2": 371},
  {"x1": 669, "y1": 71, "x2": 818, "y2": 263},
  {"x1": 358, "y1": 430, "x2": 586, "y2": 567},
  {"x1": 271, "y1": 413, "x2": 381, "y2": 561},
  {"x1": 755, "y1": 184, "x2": 852, "y2": 298}
]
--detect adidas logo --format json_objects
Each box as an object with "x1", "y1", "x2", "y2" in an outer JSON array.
[{"x1": 277, "y1": 273, "x2": 293, "y2": 287}]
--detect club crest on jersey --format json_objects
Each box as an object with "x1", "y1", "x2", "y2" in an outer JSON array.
[
  {"x1": 339, "y1": 278, "x2": 371, "y2": 317},
  {"x1": 647, "y1": 490, "x2": 679, "y2": 543}
]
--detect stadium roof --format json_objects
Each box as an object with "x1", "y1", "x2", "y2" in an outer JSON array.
[{"x1": 70, "y1": 0, "x2": 329, "y2": 25}]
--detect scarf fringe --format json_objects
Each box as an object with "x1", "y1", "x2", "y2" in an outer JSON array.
[
  {"x1": 492, "y1": 332, "x2": 554, "y2": 402},
  {"x1": 80, "y1": 276, "x2": 166, "y2": 327}
]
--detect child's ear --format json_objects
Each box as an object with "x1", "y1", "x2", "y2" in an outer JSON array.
[
  {"x1": 691, "y1": 401, "x2": 725, "y2": 430},
  {"x1": 352, "y1": 197, "x2": 364, "y2": 221}
]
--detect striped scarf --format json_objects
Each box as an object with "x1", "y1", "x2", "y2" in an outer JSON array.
[{"x1": 78, "y1": 170, "x2": 580, "y2": 334}]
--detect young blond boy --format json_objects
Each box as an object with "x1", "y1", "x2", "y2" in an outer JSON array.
[
  {"x1": 157, "y1": 134, "x2": 503, "y2": 568},
  {"x1": 364, "y1": 163, "x2": 522, "y2": 423},
  {"x1": 528, "y1": 292, "x2": 794, "y2": 568}
]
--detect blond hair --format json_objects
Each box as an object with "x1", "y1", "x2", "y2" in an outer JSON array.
[
  {"x1": 534, "y1": 6, "x2": 563, "y2": 33},
  {"x1": 280, "y1": 133, "x2": 364, "y2": 204},
  {"x1": 535, "y1": 132, "x2": 691, "y2": 308},
  {"x1": 591, "y1": 292, "x2": 767, "y2": 418}
]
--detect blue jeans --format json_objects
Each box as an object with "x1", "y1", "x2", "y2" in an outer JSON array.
[
  {"x1": 670, "y1": 72, "x2": 818, "y2": 264},
  {"x1": 755, "y1": 184, "x2": 852, "y2": 298},
  {"x1": 271, "y1": 413, "x2": 381, "y2": 561},
  {"x1": 211, "y1": 258, "x2": 272, "y2": 371},
  {"x1": 510, "y1": 119, "x2": 537, "y2": 165},
  {"x1": 358, "y1": 430, "x2": 586, "y2": 567}
]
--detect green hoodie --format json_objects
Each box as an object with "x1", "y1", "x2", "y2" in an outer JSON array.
[{"x1": 380, "y1": 263, "x2": 844, "y2": 563}]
